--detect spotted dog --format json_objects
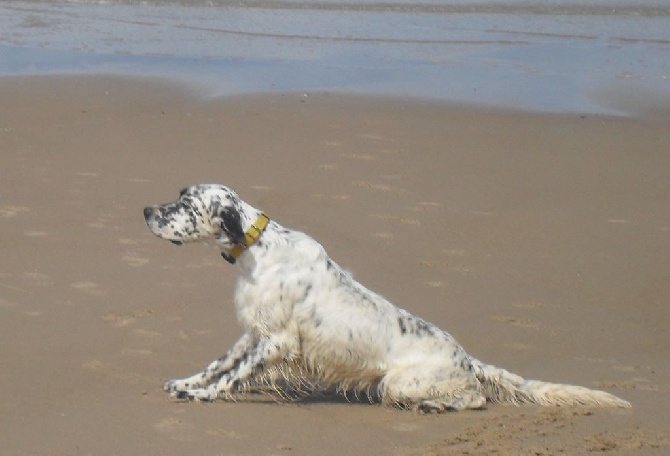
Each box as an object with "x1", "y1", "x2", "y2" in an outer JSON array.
[{"x1": 143, "y1": 184, "x2": 630, "y2": 412}]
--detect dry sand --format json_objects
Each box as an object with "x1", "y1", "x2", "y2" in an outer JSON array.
[{"x1": 1, "y1": 75, "x2": 669, "y2": 455}]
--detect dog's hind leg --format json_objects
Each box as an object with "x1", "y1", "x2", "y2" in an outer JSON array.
[
  {"x1": 413, "y1": 391, "x2": 487, "y2": 413},
  {"x1": 379, "y1": 361, "x2": 486, "y2": 413},
  {"x1": 164, "y1": 333, "x2": 253, "y2": 395}
]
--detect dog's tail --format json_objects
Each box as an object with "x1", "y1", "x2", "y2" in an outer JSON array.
[{"x1": 470, "y1": 358, "x2": 631, "y2": 408}]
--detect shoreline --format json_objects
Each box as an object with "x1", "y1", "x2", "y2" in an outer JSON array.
[
  {"x1": 2, "y1": 0, "x2": 669, "y2": 115},
  {"x1": 3, "y1": 71, "x2": 669, "y2": 121}
]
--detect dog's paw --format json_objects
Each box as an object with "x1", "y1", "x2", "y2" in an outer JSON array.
[
  {"x1": 414, "y1": 393, "x2": 487, "y2": 414},
  {"x1": 163, "y1": 377, "x2": 204, "y2": 394},
  {"x1": 414, "y1": 400, "x2": 451, "y2": 414},
  {"x1": 163, "y1": 379, "x2": 186, "y2": 393},
  {"x1": 170, "y1": 386, "x2": 219, "y2": 402},
  {"x1": 163, "y1": 377, "x2": 235, "y2": 402}
]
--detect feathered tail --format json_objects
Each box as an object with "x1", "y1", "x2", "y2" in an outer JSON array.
[{"x1": 470, "y1": 358, "x2": 631, "y2": 408}]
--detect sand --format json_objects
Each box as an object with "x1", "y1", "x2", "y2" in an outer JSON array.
[{"x1": 1, "y1": 74, "x2": 669, "y2": 455}]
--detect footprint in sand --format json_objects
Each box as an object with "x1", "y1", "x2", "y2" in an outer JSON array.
[
  {"x1": 372, "y1": 232, "x2": 393, "y2": 241},
  {"x1": 595, "y1": 378, "x2": 658, "y2": 392},
  {"x1": 121, "y1": 348, "x2": 153, "y2": 356},
  {"x1": 133, "y1": 328, "x2": 162, "y2": 339},
  {"x1": 392, "y1": 422, "x2": 422, "y2": 432},
  {"x1": 419, "y1": 260, "x2": 449, "y2": 270},
  {"x1": 71, "y1": 281, "x2": 107, "y2": 296},
  {"x1": 205, "y1": 429, "x2": 246, "y2": 439},
  {"x1": 584, "y1": 429, "x2": 670, "y2": 453},
  {"x1": 24, "y1": 230, "x2": 48, "y2": 237},
  {"x1": 87, "y1": 215, "x2": 115, "y2": 230},
  {"x1": 82, "y1": 359, "x2": 112, "y2": 371},
  {"x1": 249, "y1": 185, "x2": 272, "y2": 192},
  {"x1": 22, "y1": 272, "x2": 54, "y2": 287},
  {"x1": 340, "y1": 152, "x2": 376, "y2": 161},
  {"x1": 155, "y1": 416, "x2": 196, "y2": 441},
  {"x1": 311, "y1": 193, "x2": 351, "y2": 201},
  {"x1": 444, "y1": 249, "x2": 469, "y2": 256},
  {"x1": 504, "y1": 342, "x2": 533, "y2": 352},
  {"x1": 0, "y1": 298, "x2": 16, "y2": 309},
  {"x1": 102, "y1": 308, "x2": 155, "y2": 327},
  {"x1": 491, "y1": 315, "x2": 540, "y2": 329},
  {"x1": 575, "y1": 359, "x2": 660, "y2": 391},
  {"x1": 0, "y1": 205, "x2": 30, "y2": 218},
  {"x1": 122, "y1": 253, "x2": 149, "y2": 267},
  {"x1": 512, "y1": 301, "x2": 542, "y2": 310},
  {"x1": 410, "y1": 201, "x2": 442, "y2": 212},
  {"x1": 353, "y1": 181, "x2": 394, "y2": 192},
  {"x1": 370, "y1": 213, "x2": 421, "y2": 226},
  {"x1": 356, "y1": 132, "x2": 397, "y2": 142},
  {"x1": 470, "y1": 210, "x2": 495, "y2": 217},
  {"x1": 82, "y1": 359, "x2": 152, "y2": 386}
]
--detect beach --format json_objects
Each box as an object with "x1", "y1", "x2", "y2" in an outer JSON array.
[
  {"x1": 1, "y1": 75, "x2": 669, "y2": 454},
  {"x1": 1, "y1": 1, "x2": 670, "y2": 455}
]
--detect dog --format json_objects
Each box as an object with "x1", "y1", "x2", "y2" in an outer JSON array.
[{"x1": 143, "y1": 184, "x2": 630, "y2": 412}]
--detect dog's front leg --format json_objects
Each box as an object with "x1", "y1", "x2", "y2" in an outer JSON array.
[
  {"x1": 177, "y1": 335, "x2": 286, "y2": 402},
  {"x1": 164, "y1": 333, "x2": 253, "y2": 395}
]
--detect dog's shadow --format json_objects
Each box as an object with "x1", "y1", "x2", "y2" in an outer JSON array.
[{"x1": 234, "y1": 386, "x2": 379, "y2": 407}]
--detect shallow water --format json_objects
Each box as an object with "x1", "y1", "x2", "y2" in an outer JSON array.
[{"x1": 1, "y1": 0, "x2": 669, "y2": 113}]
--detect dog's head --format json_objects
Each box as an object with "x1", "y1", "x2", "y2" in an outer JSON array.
[{"x1": 143, "y1": 184, "x2": 247, "y2": 259}]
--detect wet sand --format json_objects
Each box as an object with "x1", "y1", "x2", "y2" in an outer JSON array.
[
  {"x1": 3, "y1": 0, "x2": 670, "y2": 114},
  {"x1": 1, "y1": 75, "x2": 669, "y2": 454}
]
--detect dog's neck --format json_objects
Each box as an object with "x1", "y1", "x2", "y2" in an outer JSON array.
[{"x1": 221, "y1": 211, "x2": 270, "y2": 264}]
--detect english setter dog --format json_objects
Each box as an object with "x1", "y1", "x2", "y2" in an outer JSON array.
[{"x1": 143, "y1": 184, "x2": 630, "y2": 413}]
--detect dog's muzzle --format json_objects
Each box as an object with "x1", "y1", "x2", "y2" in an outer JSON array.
[
  {"x1": 143, "y1": 206, "x2": 155, "y2": 221},
  {"x1": 143, "y1": 206, "x2": 183, "y2": 246}
]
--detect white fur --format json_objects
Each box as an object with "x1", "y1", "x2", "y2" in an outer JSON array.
[{"x1": 144, "y1": 184, "x2": 630, "y2": 412}]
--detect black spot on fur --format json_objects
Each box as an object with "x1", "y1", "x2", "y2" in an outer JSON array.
[
  {"x1": 302, "y1": 284, "x2": 313, "y2": 300},
  {"x1": 397, "y1": 316, "x2": 436, "y2": 338},
  {"x1": 414, "y1": 318, "x2": 435, "y2": 337},
  {"x1": 219, "y1": 206, "x2": 246, "y2": 245},
  {"x1": 175, "y1": 391, "x2": 189, "y2": 400},
  {"x1": 398, "y1": 317, "x2": 408, "y2": 335}
]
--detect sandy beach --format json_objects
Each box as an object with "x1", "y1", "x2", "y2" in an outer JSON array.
[{"x1": 0, "y1": 74, "x2": 669, "y2": 454}]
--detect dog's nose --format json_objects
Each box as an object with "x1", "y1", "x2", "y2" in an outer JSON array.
[{"x1": 143, "y1": 207, "x2": 154, "y2": 220}]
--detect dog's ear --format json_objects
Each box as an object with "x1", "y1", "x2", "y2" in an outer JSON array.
[{"x1": 219, "y1": 206, "x2": 246, "y2": 246}]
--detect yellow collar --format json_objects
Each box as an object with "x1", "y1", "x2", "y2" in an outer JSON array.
[{"x1": 229, "y1": 213, "x2": 270, "y2": 260}]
